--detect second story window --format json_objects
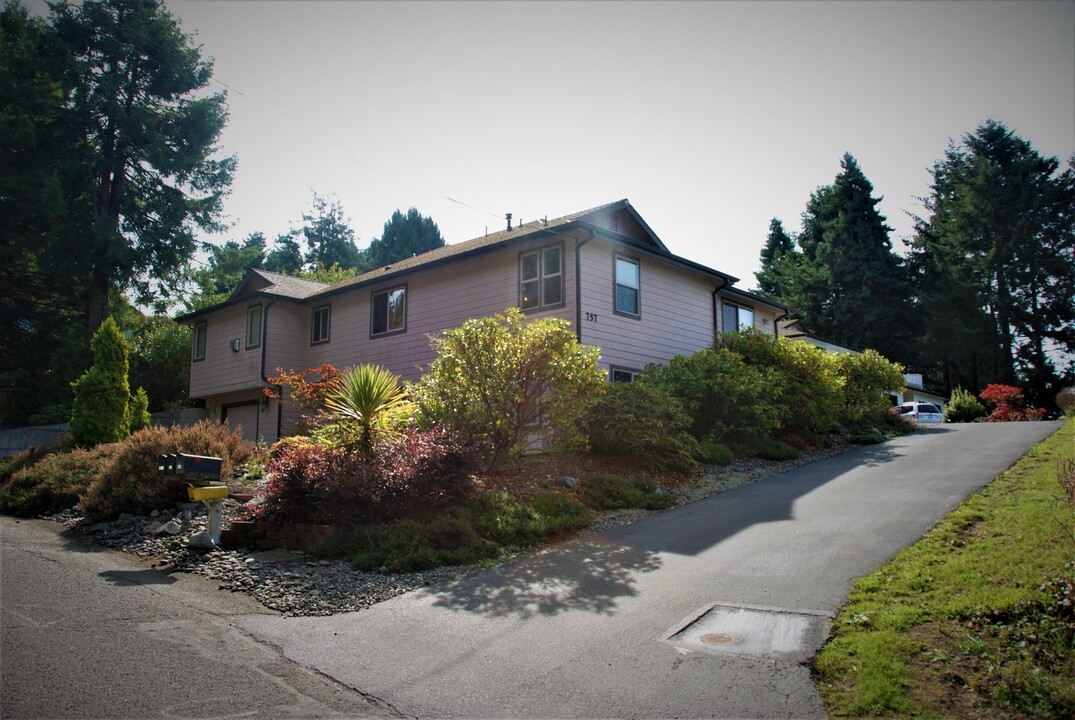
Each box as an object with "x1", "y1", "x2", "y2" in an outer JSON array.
[
  {"x1": 311, "y1": 305, "x2": 330, "y2": 345},
  {"x1": 614, "y1": 256, "x2": 640, "y2": 317},
  {"x1": 246, "y1": 304, "x2": 262, "y2": 349},
  {"x1": 520, "y1": 246, "x2": 563, "y2": 310},
  {"x1": 192, "y1": 321, "x2": 207, "y2": 361},
  {"x1": 723, "y1": 302, "x2": 755, "y2": 332},
  {"x1": 371, "y1": 286, "x2": 406, "y2": 336}
]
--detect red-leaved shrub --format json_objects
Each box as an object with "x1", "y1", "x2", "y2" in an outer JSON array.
[
  {"x1": 979, "y1": 384, "x2": 1047, "y2": 422},
  {"x1": 257, "y1": 427, "x2": 477, "y2": 525}
]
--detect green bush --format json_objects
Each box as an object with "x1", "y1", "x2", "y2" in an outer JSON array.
[
  {"x1": 846, "y1": 407, "x2": 912, "y2": 444},
  {"x1": 580, "y1": 474, "x2": 676, "y2": 512},
  {"x1": 697, "y1": 440, "x2": 733, "y2": 466},
  {"x1": 530, "y1": 490, "x2": 592, "y2": 535},
  {"x1": 129, "y1": 387, "x2": 151, "y2": 433},
  {"x1": 465, "y1": 491, "x2": 545, "y2": 545},
  {"x1": 944, "y1": 386, "x2": 988, "y2": 423},
  {"x1": 580, "y1": 381, "x2": 698, "y2": 473},
  {"x1": 80, "y1": 421, "x2": 252, "y2": 519},
  {"x1": 1057, "y1": 387, "x2": 1075, "y2": 418},
  {"x1": 642, "y1": 344, "x2": 786, "y2": 443},
  {"x1": 349, "y1": 516, "x2": 498, "y2": 573},
  {"x1": 410, "y1": 308, "x2": 606, "y2": 473},
  {"x1": 834, "y1": 350, "x2": 906, "y2": 423},
  {"x1": 70, "y1": 317, "x2": 131, "y2": 447},
  {"x1": 749, "y1": 437, "x2": 801, "y2": 461},
  {"x1": 0, "y1": 444, "x2": 119, "y2": 516}
]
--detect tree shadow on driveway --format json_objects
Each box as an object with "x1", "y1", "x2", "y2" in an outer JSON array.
[
  {"x1": 426, "y1": 442, "x2": 903, "y2": 619},
  {"x1": 426, "y1": 536, "x2": 661, "y2": 619}
]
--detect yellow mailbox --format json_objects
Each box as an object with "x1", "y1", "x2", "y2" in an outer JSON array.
[{"x1": 187, "y1": 484, "x2": 229, "y2": 502}]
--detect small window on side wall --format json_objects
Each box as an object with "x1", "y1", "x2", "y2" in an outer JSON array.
[
  {"x1": 614, "y1": 256, "x2": 640, "y2": 317},
  {"x1": 371, "y1": 286, "x2": 406, "y2": 336},
  {"x1": 311, "y1": 305, "x2": 330, "y2": 345},
  {"x1": 246, "y1": 304, "x2": 262, "y2": 349},
  {"x1": 610, "y1": 367, "x2": 640, "y2": 383},
  {"x1": 193, "y1": 321, "x2": 207, "y2": 361},
  {"x1": 722, "y1": 302, "x2": 755, "y2": 332}
]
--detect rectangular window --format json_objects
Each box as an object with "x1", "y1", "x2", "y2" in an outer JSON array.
[
  {"x1": 193, "y1": 321, "x2": 207, "y2": 361},
  {"x1": 371, "y1": 286, "x2": 406, "y2": 336},
  {"x1": 246, "y1": 304, "x2": 262, "y2": 349},
  {"x1": 610, "y1": 368, "x2": 640, "y2": 383},
  {"x1": 311, "y1": 305, "x2": 330, "y2": 345},
  {"x1": 614, "y1": 256, "x2": 640, "y2": 317},
  {"x1": 723, "y1": 302, "x2": 755, "y2": 332},
  {"x1": 519, "y1": 245, "x2": 563, "y2": 310}
]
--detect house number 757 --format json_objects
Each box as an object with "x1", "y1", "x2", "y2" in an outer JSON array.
[{"x1": 585, "y1": 312, "x2": 598, "y2": 322}]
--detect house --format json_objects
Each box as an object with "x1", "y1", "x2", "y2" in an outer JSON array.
[{"x1": 177, "y1": 199, "x2": 787, "y2": 443}]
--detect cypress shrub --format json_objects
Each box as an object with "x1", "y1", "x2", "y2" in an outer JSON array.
[{"x1": 70, "y1": 318, "x2": 131, "y2": 447}]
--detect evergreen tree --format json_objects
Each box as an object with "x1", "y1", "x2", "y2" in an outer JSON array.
[
  {"x1": 264, "y1": 231, "x2": 305, "y2": 275},
  {"x1": 70, "y1": 317, "x2": 130, "y2": 446},
  {"x1": 365, "y1": 208, "x2": 446, "y2": 270},
  {"x1": 909, "y1": 120, "x2": 1075, "y2": 404},
  {"x1": 754, "y1": 218, "x2": 799, "y2": 299},
  {"x1": 50, "y1": 0, "x2": 235, "y2": 331},
  {"x1": 300, "y1": 193, "x2": 362, "y2": 271},
  {"x1": 187, "y1": 233, "x2": 267, "y2": 310},
  {"x1": 129, "y1": 387, "x2": 151, "y2": 433},
  {"x1": 777, "y1": 154, "x2": 913, "y2": 360}
]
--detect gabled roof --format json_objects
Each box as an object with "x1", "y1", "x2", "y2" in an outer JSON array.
[{"x1": 177, "y1": 198, "x2": 754, "y2": 321}]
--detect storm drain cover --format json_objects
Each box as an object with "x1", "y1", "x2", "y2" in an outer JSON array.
[{"x1": 664, "y1": 603, "x2": 831, "y2": 662}]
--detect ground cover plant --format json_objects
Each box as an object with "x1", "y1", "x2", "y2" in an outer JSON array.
[
  {"x1": 0, "y1": 443, "x2": 119, "y2": 516},
  {"x1": 813, "y1": 420, "x2": 1074, "y2": 718}
]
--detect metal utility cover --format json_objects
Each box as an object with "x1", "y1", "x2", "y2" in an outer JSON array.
[{"x1": 664, "y1": 603, "x2": 831, "y2": 662}]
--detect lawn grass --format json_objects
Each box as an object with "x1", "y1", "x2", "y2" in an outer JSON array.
[{"x1": 814, "y1": 420, "x2": 1075, "y2": 719}]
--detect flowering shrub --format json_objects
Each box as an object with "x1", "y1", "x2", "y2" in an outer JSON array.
[
  {"x1": 257, "y1": 427, "x2": 477, "y2": 525},
  {"x1": 979, "y1": 384, "x2": 1047, "y2": 422}
]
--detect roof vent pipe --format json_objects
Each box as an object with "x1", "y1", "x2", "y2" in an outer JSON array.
[{"x1": 506, "y1": 213, "x2": 512, "y2": 231}]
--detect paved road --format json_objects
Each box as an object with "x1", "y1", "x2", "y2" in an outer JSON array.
[
  {"x1": 0, "y1": 517, "x2": 396, "y2": 719},
  {"x1": 236, "y1": 421, "x2": 1062, "y2": 719}
]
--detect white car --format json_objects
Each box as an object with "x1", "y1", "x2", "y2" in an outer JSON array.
[{"x1": 894, "y1": 401, "x2": 944, "y2": 424}]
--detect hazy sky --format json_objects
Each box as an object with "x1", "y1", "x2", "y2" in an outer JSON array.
[{"x1": 31, "y1": 0, "x2": 1075, "y2": 288}]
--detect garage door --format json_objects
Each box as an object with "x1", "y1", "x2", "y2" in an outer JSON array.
[{"x1": 224, "y1": 404, "x2": 260, "y2": 443}]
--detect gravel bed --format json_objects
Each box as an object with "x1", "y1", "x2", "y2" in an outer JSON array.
[{"x1": 48, "y1": 441, "x2": 852, "y2": 617}]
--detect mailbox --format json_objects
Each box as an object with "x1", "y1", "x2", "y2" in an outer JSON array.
[{"x1": 157, "y1": 453, "x2": 222, "y2": 481}]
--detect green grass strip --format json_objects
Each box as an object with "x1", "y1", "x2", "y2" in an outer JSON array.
[{"x1": 814, "y1": 421, "x2": 1075, "y2": 718}]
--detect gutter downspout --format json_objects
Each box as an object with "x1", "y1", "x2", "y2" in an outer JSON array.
[
  {"x1": 574, "y1": 230, "x2": 595, "y2": 343},
  {"x1": 711, "y1": 278, "x2": 730, "y2": 342},
  {"x1": 258, "y1": 299, "x2": 281, "y2": 442}
]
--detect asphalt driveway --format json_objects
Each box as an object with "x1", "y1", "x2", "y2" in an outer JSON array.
[{"x1": 236, "y1": 421, "x2": 1062, "y2": 719}]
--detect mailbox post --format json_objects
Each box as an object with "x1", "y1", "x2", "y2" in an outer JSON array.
[{"x1": 158, "y1": 453, "x2": 227, "y2": 550}]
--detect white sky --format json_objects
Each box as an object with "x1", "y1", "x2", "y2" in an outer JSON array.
[{"x1": 31, "y1": 0, "x2": 1075, "y2": 289}]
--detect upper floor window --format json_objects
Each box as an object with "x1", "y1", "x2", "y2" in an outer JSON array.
[
  {"x1": 246, "y1": 304, "x2": 262, "y2": 349},
  {"x1": 614, "y1": 256, "x2": 640, "y2": 317},
  {"x1": 192, "y1": 321, "x2": 207, "y2": 362},
  {"x1": 311, "y1": 305, "x2": 330, "y2": 345},
  {"x1": 723, "y1": 302, "x2": 755, "y2": 332},
  {"x1": 371, "y1": 285, "x2": 406, "y2": 336},
  {"x1": 520, "y1": 246, "x2": 563, "y2": 310}
]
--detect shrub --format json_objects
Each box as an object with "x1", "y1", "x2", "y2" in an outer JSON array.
[
  {"x1": 834, "y1": 350, "x2": 906, "y2": 423},
  {"x1": 697, "y1": 439, "x2": 733, "y2": 466},
  {"x1": 748, "y1": 437, "x2": 801, "y2": 461},
  {"x1": 530, "y1": 490, "x2": 592, "y2": 535},
  {"x1": 322, "y1": 364, "x2": 414, "y2": 455},
  {"x1": 944, "y1": 387, "x2": 988, "y2": 423},
  {"x1": 263, "y1": 364, "x2": 342, "y2": 433},
  {"x1": 349, "y1": 516, "x2": 497, "y2": 573},
  {"x1": 580, "y1": 474, "x2": 676, "y2": 512},
  {"x1": 410, "y1": 308, "x2": 606, "y2": 473},
  {"x1": 257, "y1": 427, "x2": 477, "y2": 525},
  {"x1": 642, "y1": 345, "x2": 786, "y2": 443},
  {"x1": 464, "y1": 490, "x2": 593, "y2": 547},
  {"x1": 0, "y1": 433, "x2": 74, "y2": 485},
  {"x1": 70, "y1": 317, "x2": 131, "y2": 447},
  {"x1": 1056, "y1": 387, "x2": 1075, "y2": 418},
  {"x1": 846, "y1": 407, "x2": 912, "y2": 444},
  {"x1": 580, "y1": 381, "x2": 698, "y2": 473},
  {"x1": 79, "y1": 420, "x2": 253, "y2": 519},
  {"x1": 129, "y1": 387, "x2": 151, "y2": 433},
  {"x1": 715, "y1": 330, "x2": 845, "y2": 436},
  {"x1": 980, "y1": 384, "x2": 1047, "y2": 422},
  {"x1": 0, "y1": 444, "x2": 120, "y2": 516}
]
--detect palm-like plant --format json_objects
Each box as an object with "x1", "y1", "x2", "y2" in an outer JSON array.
[{"x1": 323, "y1": 364, "x2": 415, "y2": 456}]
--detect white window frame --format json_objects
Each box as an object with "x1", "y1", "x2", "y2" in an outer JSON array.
[
  {"x1": 246, "y1": 304, "x2": 262, "y2": 350},
  {"x1": 311, "y1": 304, "x2": 330, "y2": 345},
  {"x1": 614, "y1": 255, "x2": 641, "y2": 318}
]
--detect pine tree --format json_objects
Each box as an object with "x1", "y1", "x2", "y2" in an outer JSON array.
[
  {"x1": 365, "y1": 208, "x2": 446, "y2": 270},
  {"x1": 70, "y1": 317, "x2": 131, "y2": 446},
  {"x1": 754, "y1": 218, "x2": 799, "y2": 300}
]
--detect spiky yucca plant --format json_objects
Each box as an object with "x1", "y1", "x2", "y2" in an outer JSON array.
[{"x1": 323, "y1": 364, "x2": 414, "y2": 456}]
